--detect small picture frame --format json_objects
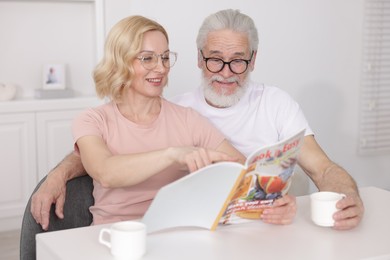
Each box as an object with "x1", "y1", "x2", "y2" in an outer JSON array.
[{"x1": 42, "y1": 64, "x2": 66, "y2": 89}]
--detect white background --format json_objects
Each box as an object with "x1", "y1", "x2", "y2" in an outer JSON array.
[{"x1": 1, "y1": 0, "x2": 388, "y2": 191}]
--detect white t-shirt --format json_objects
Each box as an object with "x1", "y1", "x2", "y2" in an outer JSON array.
[{"x1": 170, "y1": 81, "x2": 313, "y2": 157}]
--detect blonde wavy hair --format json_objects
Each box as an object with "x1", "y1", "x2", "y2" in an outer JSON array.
[{"x1": 94, "y1": 15, "x2": 169, "y2": 102}]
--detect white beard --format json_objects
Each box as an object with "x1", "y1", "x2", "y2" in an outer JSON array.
[{"x1": 201, "y1": 72, "x2": 249, "y2": 108}]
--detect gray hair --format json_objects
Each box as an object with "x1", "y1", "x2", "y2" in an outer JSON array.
[{"x1": 196, "y1": 9, "x2": 259, "y2": 52}]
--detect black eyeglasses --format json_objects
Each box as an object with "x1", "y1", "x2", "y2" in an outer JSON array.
[
  {"x1": 137, "y1": 51, "x2": 177, "y2": 70},
  {"x1": 200, "y1": 50, "x2": 253, "y2": 74}
]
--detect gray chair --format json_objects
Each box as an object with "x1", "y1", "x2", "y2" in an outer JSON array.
[{"x1": 20, "y1": 174, "x2": 94, "y2": 260}]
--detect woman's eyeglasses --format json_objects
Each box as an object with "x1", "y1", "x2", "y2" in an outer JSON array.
[{"x1": 137, "y1": 51, "x2": 177, "y2": 70}]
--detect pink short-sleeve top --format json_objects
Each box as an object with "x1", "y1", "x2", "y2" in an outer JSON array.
[{"x1": 72, "y1": 98, "x2": 225, "y2": 225}]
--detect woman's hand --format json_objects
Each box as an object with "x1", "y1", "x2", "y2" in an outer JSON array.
[{"x1": 171, "y1": 146, "x2": 239, "y2": 172}]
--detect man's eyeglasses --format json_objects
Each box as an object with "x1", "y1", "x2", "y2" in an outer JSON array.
[
  {"x1": 137, "y1": 51, "x2": 177, "y2": 70},
  {"x1": 200, "y1": 50, "x2": 253, "y2": 74}
]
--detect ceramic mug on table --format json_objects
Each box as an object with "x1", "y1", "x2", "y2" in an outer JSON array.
[
  {"x1": 99, "y1": 221, "x2": 146, "y2": 259},
  {"x1": 310, "y1": 191, "x2": 346, "y2": 227}
]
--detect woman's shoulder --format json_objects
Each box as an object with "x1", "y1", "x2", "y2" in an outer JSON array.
[{"x1": 76, "y1": 101, "x2": 115, "y2": 120}]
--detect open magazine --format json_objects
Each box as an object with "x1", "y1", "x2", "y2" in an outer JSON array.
[{"x1": 142, "y1": 128, "x2": 306, "y2": 233}]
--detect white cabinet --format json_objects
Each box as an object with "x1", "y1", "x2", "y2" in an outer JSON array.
[
  {"x1": 0, "y1": 97, "x2": 102, "y2": 231},
  {"x1": 36, "y1": 110, "x2": 81, "y2": 180},
  {"x1": 0, "y1": 113, "x2": 37, "y2": 231}
]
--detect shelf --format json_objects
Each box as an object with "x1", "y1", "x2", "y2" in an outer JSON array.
[{"x1": 0, "y1": 96, "x2": 104, "y2": 113}]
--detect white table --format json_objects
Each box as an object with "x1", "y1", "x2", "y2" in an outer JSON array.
[{"x1": 36, "y1": 187, "x2": 390, "y2": 260}]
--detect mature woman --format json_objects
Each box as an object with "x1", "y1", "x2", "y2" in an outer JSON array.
[{"x1": 72, "y1": 15, "x2": 245, "y2": 225}]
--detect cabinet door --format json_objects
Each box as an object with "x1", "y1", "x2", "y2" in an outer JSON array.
[
  {"x1": 36, "y1": 110, "x2": 81, "y2": 180},
  {"x1": 0, "y1": 113, "x2": 36, "y2": 228}
]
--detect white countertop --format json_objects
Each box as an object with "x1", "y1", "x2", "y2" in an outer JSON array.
[{"x1": 0, "y1": 96, "x2": 103, "y2": 113}]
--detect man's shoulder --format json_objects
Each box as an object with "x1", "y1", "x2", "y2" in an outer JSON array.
[
  {"x1": 163, "y1": 98, "x2": 199, "y2": 115},
  {"x1": 246, "y1": 82, "x2": 292, "y2": 102},
  {"x1": 249, "y1": 82, "x2": 286, "y2": 95},
  {"x1": 168, "y1": 88, "x2": 200, "y2": 107},
  {"x1": 162, "y1": 98, "x2": 210, "y2": 125}
]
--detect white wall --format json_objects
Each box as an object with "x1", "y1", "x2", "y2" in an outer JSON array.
[
  {"x1": 0, "y1": 1, "x2": 97, "y2": 98},
  {"x1": 0, "y1": 0, "x2": 386, "y2": 191},
  {"x1": 103, "y1": 0, "x2": 388, "y2": 191}
]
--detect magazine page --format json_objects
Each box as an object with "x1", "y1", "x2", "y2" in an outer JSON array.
[
  {"x1": 219, "y1": 128, "x2": 306, "y2": 226},
  {"x1": 142, "y1": 162, "x2": 244, "y2": 233}
]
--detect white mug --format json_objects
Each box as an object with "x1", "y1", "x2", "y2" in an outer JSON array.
[
  {"x1": 310, "y1": 191, "x2": 346, "y2": 227},
  {"x1": 99, "y1": 221, "x2": 146, "y2": 259}
]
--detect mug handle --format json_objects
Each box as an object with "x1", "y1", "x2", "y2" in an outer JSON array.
[{"x1": 99, "y1": 228, "x2": 112, "y2": 249}]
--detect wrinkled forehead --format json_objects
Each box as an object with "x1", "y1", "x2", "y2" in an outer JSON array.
[{"x1": 203, "y1": 29, "x2": 250, "y2": 57}]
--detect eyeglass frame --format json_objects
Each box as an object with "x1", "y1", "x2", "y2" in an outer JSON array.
[
  {"x1": 199, "y1": 50, "x2": 254, "y2": 74},
  {"x1": 136, "y1": 51, "x2": 178, "y2": 70}
]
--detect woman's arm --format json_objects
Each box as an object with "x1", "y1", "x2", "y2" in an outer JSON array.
[{"x1": 77, "y1": 136, "x2": 244, "y2": 188}]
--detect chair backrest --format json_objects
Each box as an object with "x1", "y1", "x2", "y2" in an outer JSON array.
[{"x1": 20, "y1": 174, "x2": 94, "y2": 260}]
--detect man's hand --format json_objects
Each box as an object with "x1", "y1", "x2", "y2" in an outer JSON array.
[
  {"x1": 30, "y1": 175, "x2": 67, "y2": 231},
  {"x1": 298, "y1": 136, "x2": 365, "y2": 230},
  {"x1": 261, "y1": 194, "x2": 297, "y2": 225},
  {"x1": 333, "y1": 192, "x2": 364, "y2": 230}
]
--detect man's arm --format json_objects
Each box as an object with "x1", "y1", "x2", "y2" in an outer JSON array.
[
  {"x1": 31, "y1": 152, "x2": 86, "y2": 230},
  {"x1": 298, "y1": 135, "x2": 364, "y2": 230}
]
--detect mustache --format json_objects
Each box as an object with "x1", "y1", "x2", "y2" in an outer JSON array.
[{"x1": 209, "y1": 75, "x2": 240, "y2": 84}]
